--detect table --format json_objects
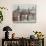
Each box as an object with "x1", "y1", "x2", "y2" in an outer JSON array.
[{"x1": 2, "y1": 38, "x2": 44, "y2": 46}]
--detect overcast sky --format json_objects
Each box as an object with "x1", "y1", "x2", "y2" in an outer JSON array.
[{"x1": 13, "y1": 4, "x2": 36, "y2": 10}]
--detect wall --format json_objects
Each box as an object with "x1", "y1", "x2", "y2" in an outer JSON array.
[{"x1": 0, "y1": 0, "x2": 46, "y2": 46}]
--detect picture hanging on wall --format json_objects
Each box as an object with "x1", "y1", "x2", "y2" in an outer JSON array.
[{"x1": 12, "y1": 4, "x2": 36, "y2": 23}]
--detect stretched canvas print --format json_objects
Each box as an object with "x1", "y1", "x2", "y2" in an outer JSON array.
[{"x1": 12, "y1": 4, "x2": 36, "y2": 23}]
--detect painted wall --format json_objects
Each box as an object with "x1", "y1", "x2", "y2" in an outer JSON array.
[{"x1": 0, "y1": 0, "x2": 46, "y2": 46}]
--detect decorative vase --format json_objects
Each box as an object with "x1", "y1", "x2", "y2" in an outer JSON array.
[{"x1": 12, "y1": 33, "x2": 15, "y2": 39}]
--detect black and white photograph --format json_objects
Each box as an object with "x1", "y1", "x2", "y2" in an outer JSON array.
[{"x1": 12, "y1": 4, "x2": 36, "y2": 23}]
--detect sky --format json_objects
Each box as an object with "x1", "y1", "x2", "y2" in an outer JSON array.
[{"x1": 13, "y1": 4, "x2": 36, "y2": 10}]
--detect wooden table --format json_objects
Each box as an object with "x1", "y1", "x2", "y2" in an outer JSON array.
[{"x1": 2, "y1": 38, "x2": 44, "y2": 46}]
